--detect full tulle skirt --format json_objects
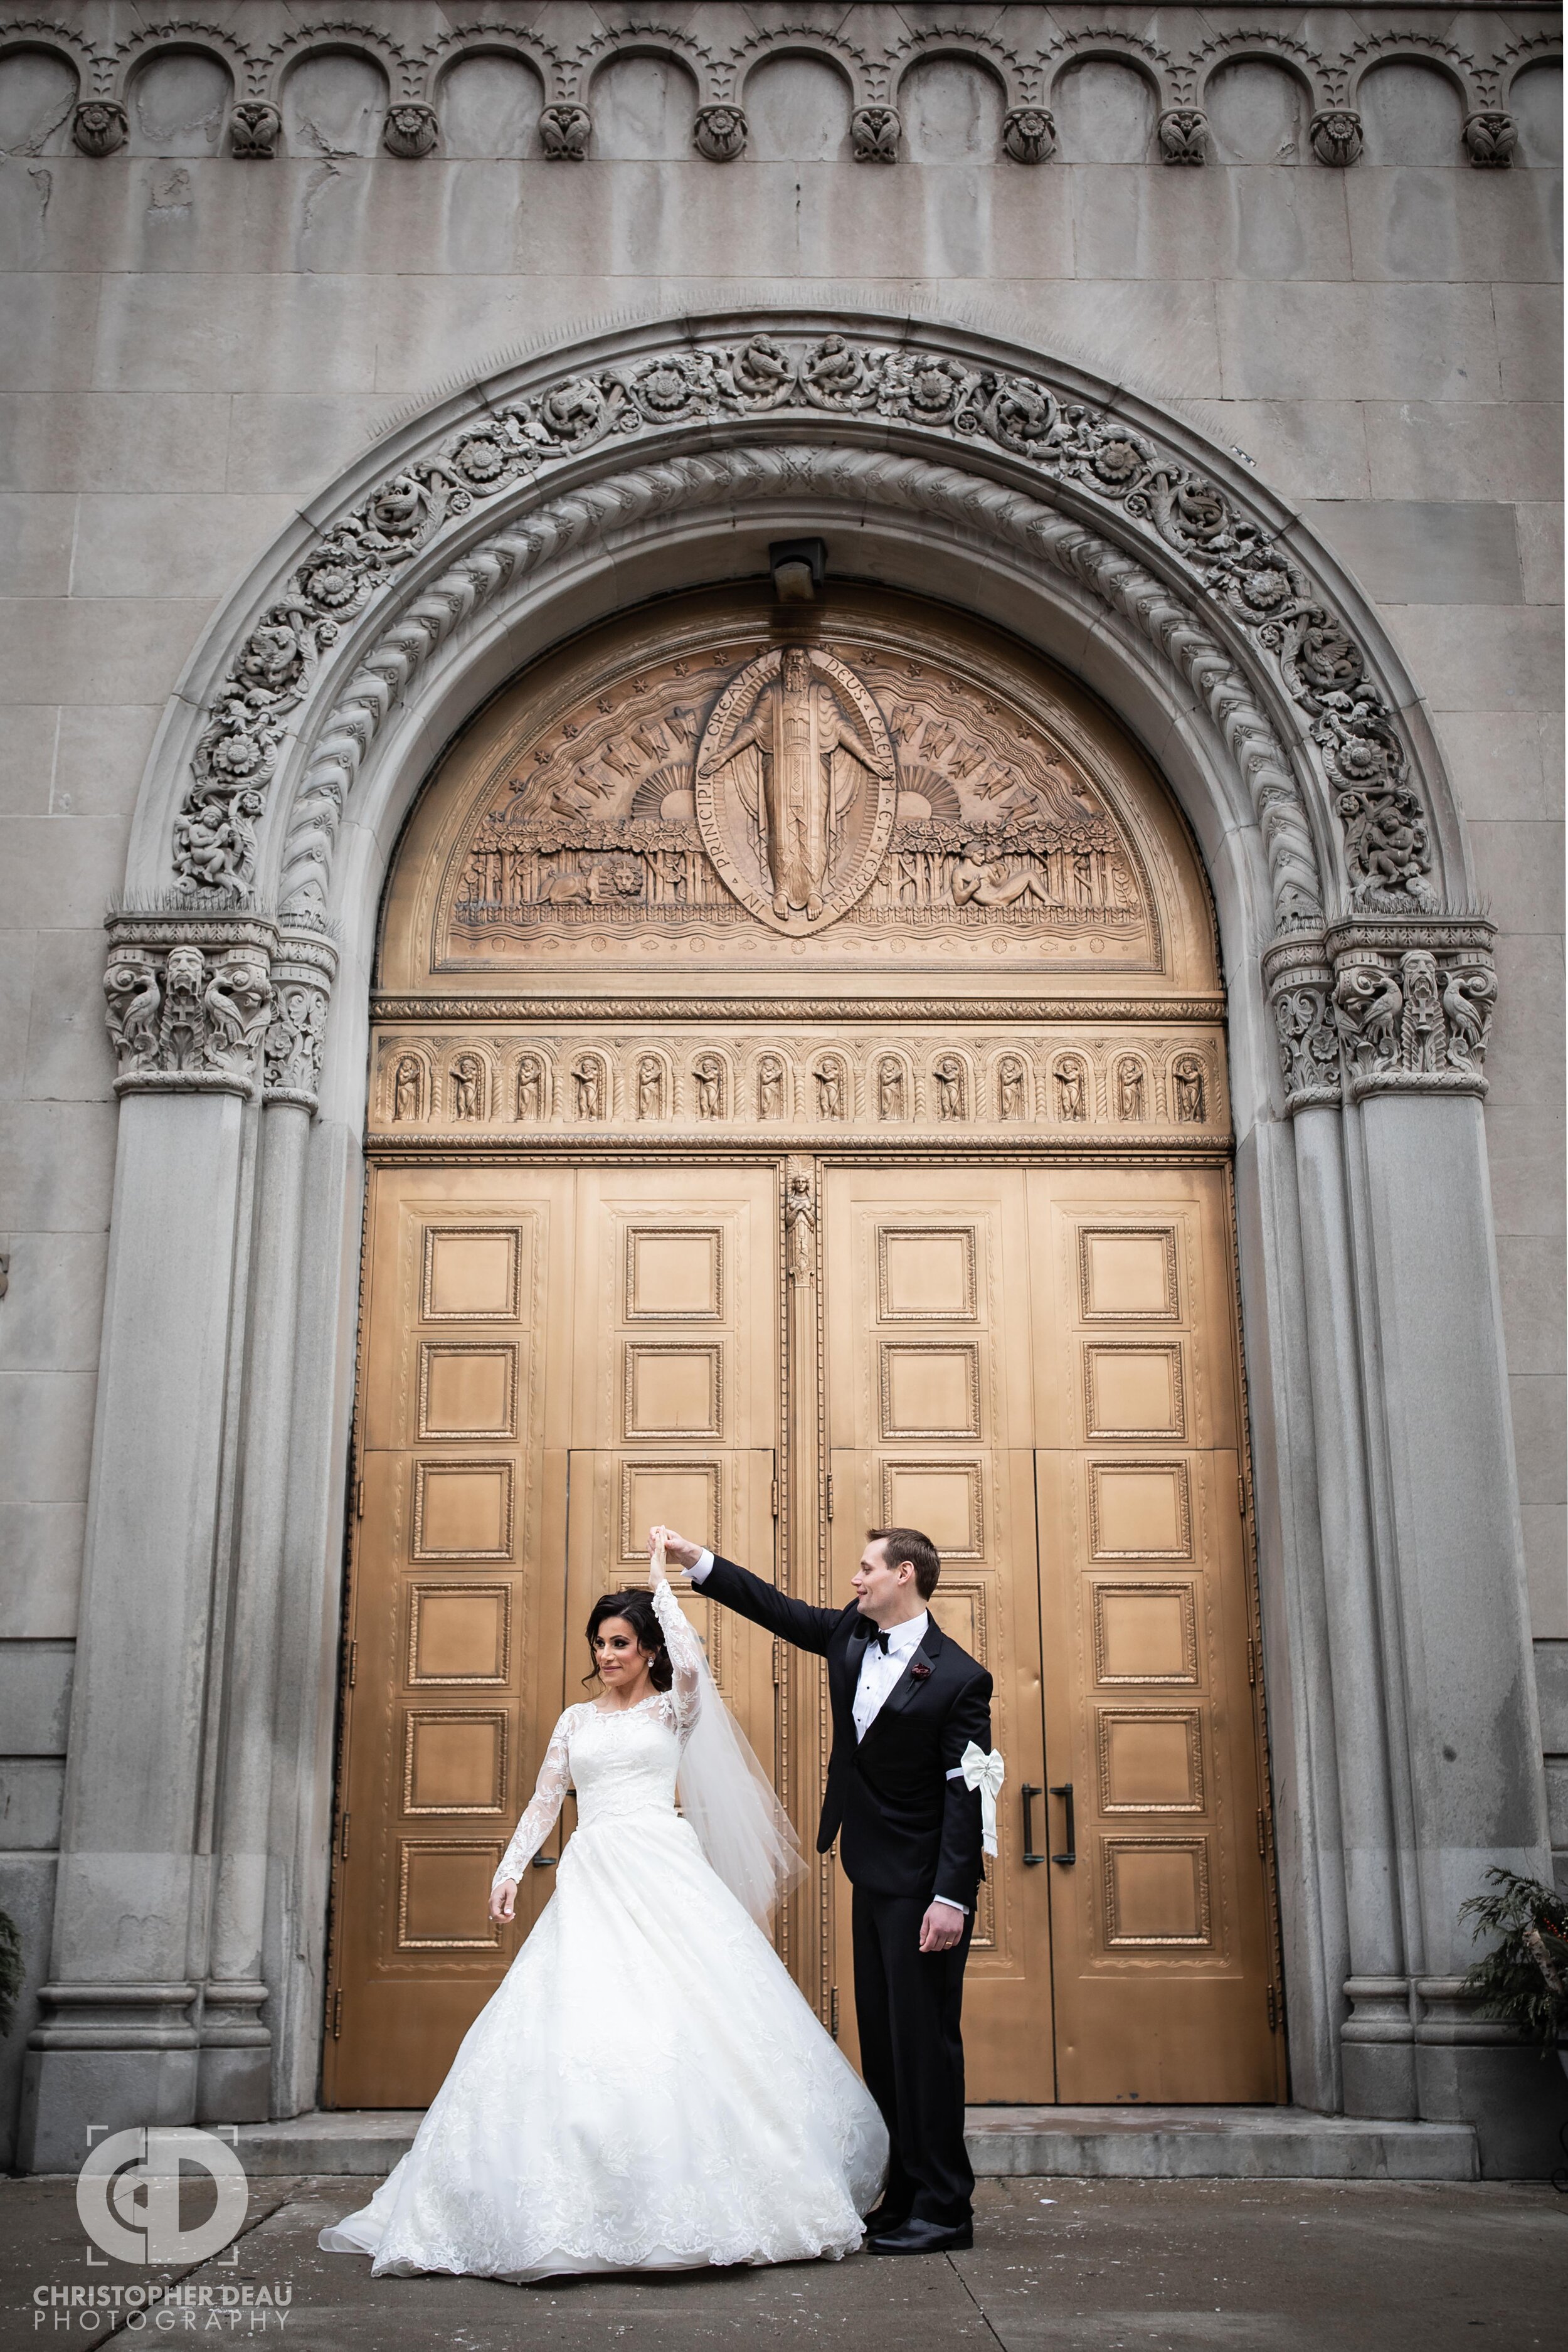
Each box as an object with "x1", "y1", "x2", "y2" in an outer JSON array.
[{"x1": 318, "y1": 1804, "x2": 887, "y2": 2281}]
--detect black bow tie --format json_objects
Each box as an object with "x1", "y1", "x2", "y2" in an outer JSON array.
[{"x1": 870, "y1": 1628, "x2": 891, "y2": 1655}]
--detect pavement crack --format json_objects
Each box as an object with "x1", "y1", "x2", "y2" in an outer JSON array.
[{"x1": 947, "y1": 2249, "x2": 1009, "y2": 2348}]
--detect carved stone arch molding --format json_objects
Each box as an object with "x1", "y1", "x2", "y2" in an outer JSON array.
[
  {"x1": 113, "y1": 307, "x2": 1493, "y2": 1133},
  {"x1": 34, "y1": 303, "x2": 1545, "y2": 2175}
]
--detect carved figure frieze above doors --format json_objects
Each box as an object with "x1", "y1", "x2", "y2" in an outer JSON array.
[{"x1": 371, "y1": 1024, "x2": 1228, "y2": 1145}]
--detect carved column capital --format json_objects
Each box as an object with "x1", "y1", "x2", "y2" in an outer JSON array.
[
  {"x1": 1325, "y1": 915, "x2": 1497, "y2": 1104},
  {"x1": 103, "y1": 911, "x2": 278, "y2": 1103},
  {"x1": 1310, "y1": 109, "x2": 1364, "y2": 167},
  {"x1": 539, "y1": 103, "x2": 590, "y2": 160},
  {"x1": 1264, "y1": 916, "x2": 1500, "y2": 1113},
  {"x1": 1463, "y1": 112, "x2": 1517, "y2": 168},
  {"x1": 1158, "y1": 108, "x2": 1208, "y2": 165},
  {"x1": 851, "y1": 107, "x2": 900, "y2": 164},
  {"x1": 231, "y1": 102, "x2": 281, "y2": 159},
  {"x1": 384, "y1": 103, "x2": 439, "y2": 161},
  {"x1": 1263, "y1": 926, "x2": 1341, "y2": 1115},
  {"x1": 694, "y1": 104, "x2": 747, "y2": 162},
  {"x1": 1002, "y1": 107, "x2": 1055, "y2": 164},
  {"x1": 72, "y1": 100, "x2": 127, "y2": 157},
  {"x1": 262, "y1": 924, "x2": 338, "y2": 1111}
]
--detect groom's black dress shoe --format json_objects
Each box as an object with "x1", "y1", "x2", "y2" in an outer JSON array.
[
  {"x1": 859, "y1": 2201, "x2": 911, "y2": 2236},
  {"x1": 867, "y1": 2216, "x2": 973, "y2": 2255}
]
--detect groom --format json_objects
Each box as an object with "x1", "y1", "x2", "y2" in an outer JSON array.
[{"x1": 655, "y1": 1522, "x2": 993, "y2": 2254}]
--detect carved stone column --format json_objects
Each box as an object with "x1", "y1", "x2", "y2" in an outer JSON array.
[
  {"x1": 21, "y1": 913, "x2": 275, "y2": 2168},
  {"x1": 201, "y1": 926, "x2": 336, "y2": 2121},
  {"x1": 1264, "y1": 925, "x2": 1414, "y2": 2115},
  {"x1": 1322, "y1": 916, "x2": 1554, "y2": 2163}
]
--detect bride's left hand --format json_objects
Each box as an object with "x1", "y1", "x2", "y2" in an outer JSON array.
[{"x1": 647, "y1": 1527, "x2": 670, "y2": 1585}]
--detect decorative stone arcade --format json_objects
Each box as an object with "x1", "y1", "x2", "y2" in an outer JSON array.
[{"x1": 18, "y1": 310, "x2": 1556, "y2": 2175}]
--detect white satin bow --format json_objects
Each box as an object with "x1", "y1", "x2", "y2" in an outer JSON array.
[{"x1": 960, "y1": 1740, "x2": 1005, "y2": 1858}]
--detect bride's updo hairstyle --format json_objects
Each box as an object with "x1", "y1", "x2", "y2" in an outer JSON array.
[{"x1": 584, "y1": 1589, "x2": 674, "y2": 1692}]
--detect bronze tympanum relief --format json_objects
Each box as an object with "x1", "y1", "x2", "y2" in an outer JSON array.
[{"x1": 386, "y1": 590, "x2": 1199, "y2": 987}]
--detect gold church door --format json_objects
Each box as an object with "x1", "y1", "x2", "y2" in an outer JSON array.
[
  {"x1": 822, "y1": 1168, "x2": 1057, "y2": 2102},
  {"x1": 342, "y1": 576, "x2": 1283, "y2": 2108},
  {"x1": 326, "y1": 1165, "x2": 780, "y2": 2109},
  {"x1": 821, "y1": 1165, "x2": 1280, "y2": 2106},
  {"x1": 559, "y1": 1168, "x2": 781, "y2": 1807},
  {"x1": 1033, "y1": 1168, "x2": 1279, "y2": 2103}
]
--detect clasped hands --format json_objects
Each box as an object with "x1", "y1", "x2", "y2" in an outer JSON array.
[{"x1": 491, "y1": 1521, "x2": 966, "y2": 1953}]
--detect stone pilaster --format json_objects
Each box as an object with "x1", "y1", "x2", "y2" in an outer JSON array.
[
  {"x1": 1269, "y1": 910, "x2": 1552, "y2": 2162},
  {"x1": 20, "y1": 909, "x2": 332, "y2": 2164},
  {"x1": 202, "y1": 925, "x2": 337, "y2": 2119}
]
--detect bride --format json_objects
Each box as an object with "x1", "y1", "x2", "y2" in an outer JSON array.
[{"x1": 319, "y1": 1537, "x2": 887, "y2": 2281}]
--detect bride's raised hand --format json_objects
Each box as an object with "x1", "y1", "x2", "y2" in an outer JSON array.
[
  {"x1": 489, "y1": 1878, "x2": 517, "y2": 1926},
  {"x1": 652, "y1": 1524, "x2": 702, "y2": 1572}
]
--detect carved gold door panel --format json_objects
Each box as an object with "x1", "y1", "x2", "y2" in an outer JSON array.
[
  {"x1": 559, "y1": 1169, "x2": 781, "y2": 1772},
  {"x1": 822, "y1": 1169, "x2": 1056, "y2": 2104},
  {"x1": 818, "y1": 1163, "x2": 1280, "y2": 2107},
  {"x1": 1030, "y1": 1170, "x2": 1283, "y2": 2102},
  {"x1": 327, "y1": 1167, "x2": 780, "y2": 2107},
  {"x1": 327, "y1": 1168, "x2": 576, "y2": 2108}
]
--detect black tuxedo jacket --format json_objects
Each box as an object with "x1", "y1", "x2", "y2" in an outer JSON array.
[{"x1": 697, "y1": 1555, "x2": 993, "y2": 1906}]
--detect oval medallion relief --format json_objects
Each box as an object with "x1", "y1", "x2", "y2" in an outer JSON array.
[{"x1": 694, "y1": 645, "x2": 898, "y2": 933}]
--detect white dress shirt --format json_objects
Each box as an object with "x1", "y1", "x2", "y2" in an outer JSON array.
[
  {"x1": 687, "y1": 1551, "x2": 967, "y2": 1915},
  {"x1": 850, "y1": 1609, "x2": 930, "y2": 1740}
]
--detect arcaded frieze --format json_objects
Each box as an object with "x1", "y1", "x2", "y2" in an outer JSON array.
[{"x1": 0, "y1": 7, "x2": 1557, "y2": 170}]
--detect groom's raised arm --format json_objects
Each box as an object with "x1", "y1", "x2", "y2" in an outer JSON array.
[{"x1": 656, "y1": 1527, "x2": 840, "y2": 1657}]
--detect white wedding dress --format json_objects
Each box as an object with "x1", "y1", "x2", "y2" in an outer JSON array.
[{"x1": 320, "y1": 1579, "x2": 887, "y2": 2281}]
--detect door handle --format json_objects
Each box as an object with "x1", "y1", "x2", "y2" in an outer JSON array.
[
  {"x1": 1049, "y1": 1782, "x2": 1076, "y2": 1866},
  {"x1": 1020, "y1": 1783, "x2": 1046, "y2": 1865}
]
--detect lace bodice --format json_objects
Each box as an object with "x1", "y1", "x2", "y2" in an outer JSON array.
[{"x1": 493, "y1": 1580, "x2": 703, "y2": 1890}]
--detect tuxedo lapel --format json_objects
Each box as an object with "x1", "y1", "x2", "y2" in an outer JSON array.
[{"x1": 829, "y1": 1616, "x2": 872, "y2": 1739}]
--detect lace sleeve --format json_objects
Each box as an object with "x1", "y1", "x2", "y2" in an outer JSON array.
[
  {"x1": 492, "y1": 1709, "x2": 575, "y2": 1890},
  {"x1": 652, "y1": 1578, "x2": 704, "y2": 1734}
]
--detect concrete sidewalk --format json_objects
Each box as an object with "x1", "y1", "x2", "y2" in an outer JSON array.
[{"x1": 4, "y1": 2175, "x2": 1565, "y2": 2350}]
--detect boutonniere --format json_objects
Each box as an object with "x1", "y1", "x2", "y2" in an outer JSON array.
[{"x1": 909, "y1": 1660, "x2": 933, "y2": 1682}]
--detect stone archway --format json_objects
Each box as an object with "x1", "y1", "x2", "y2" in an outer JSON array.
[{"x1": 22, "y1": 309, "x2": 1547, "y2": 2172}]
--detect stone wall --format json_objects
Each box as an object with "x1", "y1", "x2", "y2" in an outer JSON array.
[{"x1": 0, "y1": 1, "x2": 1560, "y2": 2161}]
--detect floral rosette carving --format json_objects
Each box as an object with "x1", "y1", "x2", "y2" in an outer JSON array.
[
  {"x1": 175, "y1": 467, "x2": 469, "y2": 894},
  {"x1": 1002, "y1": 109, "x2": 1055, "y2": 164},
  {"x1": 73, "y1": 101, "x2": 127, "y2": 157}
]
